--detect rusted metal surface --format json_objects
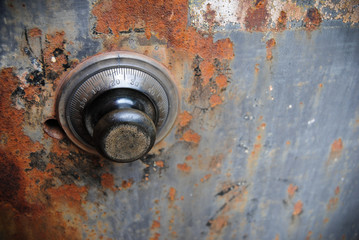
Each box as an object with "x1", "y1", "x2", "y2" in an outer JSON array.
[{"x1": 0, "y1": 0, "x2": 359, "y2": 239}]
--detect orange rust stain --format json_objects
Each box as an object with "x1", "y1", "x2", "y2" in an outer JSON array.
[
  {"x1": 274, "y1": 234, "x2": 280, "y2": 240},
  {"x1": 149, "y1": 233, "x2": 160, "y2": 240},
  {"x1": 331, "y1": 138, "x2": 343, "y2": 152},
  {"x1": 247, "y1": 120, "x2": 265, "y2": 178},
  {"x1": 28, "y1": 27, "x2": 42, "y2": 38},
  {"x1": 277, "y1": 11, "x2": 287, "y2": 31},
  {"x1": 43, "y1": 31, "x2": 71, "y2": 78},
  {"x1": 209, "y1": 94, "x2": 223, "y2": 108},
  {"x1": 200, "y1": 174, "x2": 212, "y2": 183},
  {"x1": 200, "y1": 60, "x2": 215, "y2": 86},
  {"x1": 293, "y1": 200, "x2": 303, "y2": 216},
  {"x1": 254, "y1": 63, "x2": 260, "y2": 74},
  {"x1": 286, "y1": 140, "x2": 291, "y2": 145},
  {"x1": 319, "y1": 83, "x2": 323, "y2": 88},
  {"x1": 209, "y1": 154, "x2": 224, "y2": 174},
  {"x1": 327, "y1": 197, "x2": 339, "y2": 211},
  {"x1": 304, "y1": 8, "x2": 322, "y2": 31},
  {"x1": 169, "y1": 187, "x2": 176, "y2": 201},
  {"x1": 181, "y1": 129, "x2": 201, "y2": 144},
  {"x1": 0, "y1": 202, "x2": 82, "y2": 240},
  {"x1": 209, "y1": 215, "x2": 229, "y2": 233},
  {"x1": 215, "y1": 75, "x2": 228, "y2": 89},
  {"x1": 101, "y1": 173, "x2": 116, "y2": 191},
  {"x1": 121, "y1": 179, "x2": 134, "y2": 189},
  {"x1": 180, "y1": 196, "x2": 184, "y2": 200},
  {"x1": 177, "y1": 162, "x2": 192, "y2": 173},
  {"x1": 323, "y1": 218, "x2": 329, "y2": 224},
  {"x1": 327, "y1": 138, "x2": 344, "y2": 166},
  {"x1": 151, "y1": 220, "x2": 160, "y2": 229},
  {"x1": 92, "y1": 0, "x2": 234, "y2": 59},
  {"x1": 245, "y1": 0, "x2": 269, "y2": 31},
  {"x1": 266, "y1": 38, "x2": 276, "y2": 61},
  {"x1": 155, "y1": 160, "x2": 164, "y2": 168},
  {"x1": 178, "y1": 111, "x2": 193, "y2": 127},
  {"x1": 0, "y1": 68, "x2": 45, "y2": 212},
  {"x1": 335, "y1": 186, "x2": 340, "y2": 195},
  {"x1": 306, "y1": 231, "x2": 312, "y2": 240},
  {"x1": 47, "y1": 184, "x2": 88, "y2": 213},
  {"x1": 287, "y1": 184, "x2": 298, "y2": 198},
  {"x1": 185, "y1": 155, "x2": 193, "y2": 161}
]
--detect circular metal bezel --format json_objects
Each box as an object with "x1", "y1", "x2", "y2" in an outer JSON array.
[{"x1": 56, "y1": 51, "x2": 179, "y2": 154}]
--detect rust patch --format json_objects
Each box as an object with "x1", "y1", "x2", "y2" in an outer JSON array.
[
  {"x1": 331, "y1": 138, "x2": 343, "y2": 152},
  {"x1": 327, "y1": 197, "x2": 339, "y2": 211},
  {"x1": 275, "y1": 234, "x2": 280, "y2": 240},
  {"x1": 293, "y1": 200, "x2": 303, "y2": 216},
  {"x1": 47, "y1": 184, "x2": 87, "y2": 210},
  {"x1": 181, "y1": 129, "x2": 201, "y2": 144},
  {"x1": 0, "y1": 67, "x2": 86, "y2": 238},
  {"x1": 28, "y1": 27, "x2": 42, "y2": 38},
  {"x1": 185, "y1": 155, "x2": 193, "y2": 161},
  {"x1": 215, "y1": 75, "x2": 228, "y2": 89},
  {"x1": 287, "y1": 184, "x2": 298, "y2": 199},
  {"x1": 200, "y1": 59, "x2": 215, "y2": 87},
  {"x1": 245, "y1": 0, "x2": 269, "y2": 31},
  {"x1": 43, "y1": 31, "x2": 71, "y2": 80},
  {"x1": 149, "y1": 233, "x2": 161, "y2": 240},
  {"x1": 151, "y1": 220, "x2": 161, "y2": 229},
  {"x1": 209, "y1": 154, "x2": 224, "y2": 174},
  {"x1": 0, "y1": 150, "x2": 30, "y2": 213},
  {"x1": 121, "y1": 179, "x2": 134, "y2": 189},
  {"x1": 201, "y1": 174, "x2": 212, "y2": 183},
  {"x1": 209, "y1": 94, "x2": 223, "y2": 108},
  {"x1": 327, "y1": 138, "x2": 343, "y2": 166},
  {"x1": 207, "y1": 182, "x2": 248, "y2": 239},
  {"x1": 323, "y1": 217, "x2": 329, "y2": 224},
  {"x1": 101, "y1": 173, "x2": 116, "y2": 191},
  {"x1": 177, "y1": 163, "x2": 192, "y2": 173},
  {"x1": 277, "y1": 11, "x2": 287, "y2": 31},
  {"x1": 327, "y1": 186, "x2": 340, "y2": 211},
  {"x1": 306, "y1": 231, "x2": 312, "y2": 240},
  {"x1": 169, "y1": 187, "x2": 176, "y2": 201},
  {"x1": 177, "y1": 111, "x2": 193, "y2": 127},
  {"x1": 304, "y1": 8, "x2": 322, "y2": 31},
  {"x1": 208, "y1": 215, "x2": 229, "y2": 233},
  {"x1": 155, "y1": 160, "x2": 164, "y2": 168},
  {"x1": 266, "y1": 38, "x2": 276, "y2": 61}
]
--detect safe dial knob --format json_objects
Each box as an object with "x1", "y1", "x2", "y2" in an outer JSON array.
[
  {"x1": 56, "y1": 51, "x2": 179, "y2": 163},
  {"x1": 85, "y1": 88, "x2": 157, "y2": 162}
]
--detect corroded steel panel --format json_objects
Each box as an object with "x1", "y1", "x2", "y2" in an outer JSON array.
[{"x1": 0, "y1": 0, "x2": 358, "y2": 239}]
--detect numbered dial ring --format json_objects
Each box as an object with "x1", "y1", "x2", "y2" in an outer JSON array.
[{"x1": 56, "y1": 51, "x2": 178, "y2": 156}]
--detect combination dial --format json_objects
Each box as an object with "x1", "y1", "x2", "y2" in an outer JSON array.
[{"x1": 56, "y1": 51, "x2": 178, "y2": 162}]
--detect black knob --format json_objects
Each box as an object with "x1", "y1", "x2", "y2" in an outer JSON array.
[
  {"x1": 84, "y1": 89, "x2": 157, "y2": 162},
  {"x1": 93, "y1": 109, "x2": 156, "y2": 162}
]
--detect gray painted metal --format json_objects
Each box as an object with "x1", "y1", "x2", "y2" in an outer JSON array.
[{"x1": 0, "y1": 0, "x2": 358, "y2": 239}]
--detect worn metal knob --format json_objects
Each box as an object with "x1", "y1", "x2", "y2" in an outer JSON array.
[
  {"x1": 85, "y1": 89, "x2": 157, "y2": 162},
  {"x1": 93, "y1": 108, "x2": 156, "y2": 162}
]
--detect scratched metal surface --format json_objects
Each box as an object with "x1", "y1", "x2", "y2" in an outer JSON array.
[{"x1": 1, "y1": 0, "x2": 359, "y2": 240}]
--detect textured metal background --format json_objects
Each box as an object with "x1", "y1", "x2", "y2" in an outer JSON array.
[{"x1": 0, "y1": 0, "x2": 359, "y2": 239}]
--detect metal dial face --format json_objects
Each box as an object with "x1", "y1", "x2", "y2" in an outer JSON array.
[{"x1": 56, "y1": 51, "x2": 179, "y2": 154}]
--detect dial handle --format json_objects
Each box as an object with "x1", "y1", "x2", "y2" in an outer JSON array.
[{"x1": 85, "y1": 89, "x2": 157, "y2": 162}]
